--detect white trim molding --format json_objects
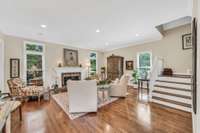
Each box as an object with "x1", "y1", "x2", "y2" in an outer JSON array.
[
  {"x1": 137, "y1": 51, "x2": 153, "y2": 70},
  {"x1": 23, "y1": 41, "x2": 46, "y2": 86},
  {"x1": 0, "y1": 38, "x2": 4, "y2": 92}
]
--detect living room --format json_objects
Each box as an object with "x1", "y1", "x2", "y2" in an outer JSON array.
[{"x1": 1, "y1": 0, "x2": 200, "y2": 133}]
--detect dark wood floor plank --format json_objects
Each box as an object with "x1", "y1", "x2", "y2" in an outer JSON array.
[{"x1": 11, "y1": 89, "x2": 192, "y2": 133}]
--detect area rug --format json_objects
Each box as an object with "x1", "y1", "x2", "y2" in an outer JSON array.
[{"x1": 52, "y1": 92, "x2": 119, "y2": 120}]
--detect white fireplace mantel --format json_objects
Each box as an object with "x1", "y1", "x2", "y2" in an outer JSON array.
[{"x1": 54, "y1": 67, "x2": 87, "y2": 87}]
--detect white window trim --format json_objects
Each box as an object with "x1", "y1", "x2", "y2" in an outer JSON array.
[
  {"x1": 89, "y1": 51, "x2": 98, "y2": 74},
  {"x1": 23, "y1": 41, "x2": 45, "y2": 86},
  {"x1": 137, "y1": 51, "x2": 152, "y2": 69},
  {"x1": 0, "y1": 39, "x2": 4, "y2": 92}
]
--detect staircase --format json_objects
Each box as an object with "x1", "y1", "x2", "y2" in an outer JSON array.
[{"x1": 151, "y1": 74, "x2": 192, "y2": 112}]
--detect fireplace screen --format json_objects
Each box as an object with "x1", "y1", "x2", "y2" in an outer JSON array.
[{"x1": 61, "y1": 72, "x2": 81, "y2": 87}]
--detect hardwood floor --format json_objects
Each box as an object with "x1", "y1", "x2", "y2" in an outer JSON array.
[{"x1": 11, "y1": 89, "x2": 192, "y2": 133}]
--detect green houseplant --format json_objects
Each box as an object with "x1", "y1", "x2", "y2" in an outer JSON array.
[{"x1": 131, "y1": 69, "x2": 139, "y2": 84}]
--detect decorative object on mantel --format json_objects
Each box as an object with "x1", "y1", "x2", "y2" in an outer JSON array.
[
  {"x1": 57, "y1": 61, "x2": 62, "y2": 67},
  {"x1": 126, "y1": 60, "x2": 134, "y2": 70},
  {"x1": 182, "y1": 33, "x2": 192, "y2": 50},
  {"x1": 63, "y1": 49, "x2": 78, "y2": 66},
  {"x1": 10, "y1": 58, "x2": 20, "y2": 78},
  {"x1": 162, "y1": 68, "x2": 173, "y2": 76}
]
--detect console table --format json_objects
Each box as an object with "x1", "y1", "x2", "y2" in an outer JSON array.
[
  {"x1": 0, "y1": 101, "x2": 22, "y2": 133},
  {"x1": 138, "y1": 79, "x2": 150, "y2": 97}
]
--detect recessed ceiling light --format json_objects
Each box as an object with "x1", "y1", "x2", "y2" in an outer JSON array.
[
  {"x1": 96, "y1": 29, "x2": 100, "y2": 33},
  {"x1": 135, "y1": 34, "x2": 139, "y2": 37},
  {"x1": 40, "y1": 24, "x2": 47, "y2": 28},
  {"x1": 105, "y1": 42, "x2": 109, "y2": 46}
]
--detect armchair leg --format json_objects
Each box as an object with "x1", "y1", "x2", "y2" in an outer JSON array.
[
  {"x1": 38, "y1": 95, "x2": 41, "y2": 103},
  {"x1": 19, "y1": 105, "x2": 22, "y2": 121}
]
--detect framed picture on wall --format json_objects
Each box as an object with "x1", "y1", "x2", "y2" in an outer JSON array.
[
  {"x1": 10, "y1": 58, "x2": 20, "y2": 78},
  {"x1": 182, "y1": 33, "x2": 192, "y2": 50},
  {"x1": 126, "y1": 61, "x2": 134, "y2": 70},
  {"x1": 63, "y1": 49, "x2": 78, "y2": 66}
]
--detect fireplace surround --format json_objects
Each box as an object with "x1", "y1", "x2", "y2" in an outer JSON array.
[{"x1": 54, "y1": 67, "x2": 87, "y2": 87}]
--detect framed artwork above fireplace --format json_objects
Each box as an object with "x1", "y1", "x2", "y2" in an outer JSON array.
[{"x1": 63, "y1": 49, "x2": 78, "y2": 66}]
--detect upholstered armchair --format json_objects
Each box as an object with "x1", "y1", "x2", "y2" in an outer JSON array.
[
  {"x1": 110, "y1": 75, "x2": 130, "y2": 97},
  {"x1": 67, "y1": 80, "x2": 97, "y2": 113},
  {"x1": 7, "y1": 78, "x2": 46, "y2": 102}
]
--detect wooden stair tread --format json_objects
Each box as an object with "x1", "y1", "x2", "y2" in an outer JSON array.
[
  {"x1": 152, "y1": 90, "x2": 191, "y2": 99},
  {"x1": 156, "y1": 80, "x2": 192, "y2": 85},
  {"x1": 152, "y1": 96, "x2": 192, "y2": 108},
  {"x1": 158, "y1": 74, "x2": 192, "y2": 78},
  {"x1": 154, "y1": 85, "x2": 191, "y2": 92}
]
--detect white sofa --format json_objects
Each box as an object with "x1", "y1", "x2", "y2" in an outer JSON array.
[
  {"x1": 110, "y1": 75, "x2": 130, "y2": 97},
  {"x1": 67, "y1": 80, "x2": 98, "y2": 113}
]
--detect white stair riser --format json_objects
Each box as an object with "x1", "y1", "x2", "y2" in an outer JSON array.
[
  {"x1": 155, "y1": 82, "x2": 191, "y2": 90},
  {"x1": 151, "y1": 99, "x2": 191, "y2": 112},
  {"x1": 154, "y1": 87, "x2": 192, "y2": 97},
  {"x1": 157, "y1": 77, "x2": 191, "y2": 83},
  {"x1": 152, "y1": 93, "x2": 191, "y2": 104}
]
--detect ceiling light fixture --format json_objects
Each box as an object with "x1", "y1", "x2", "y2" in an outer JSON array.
[
  {"x1": 96, "y1": 29, "x2": 100, "y2": 33},
  {"x1": 40, "y1": 24, "x2": 47, "y2": 28},
  {"x1": 135, "y1": 34, "x2": 139, "y2": 37},
  {"x1": 105, "y1": 42, "x2": 109, "y2": 46}
]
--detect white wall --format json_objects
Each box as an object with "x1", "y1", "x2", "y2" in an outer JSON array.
[
  {"x1": 3, "y1": 35, "x2": 104, "y2": 92},
  {"x1": 104, "y1": 24, "x2": 192, "y2": 74}
]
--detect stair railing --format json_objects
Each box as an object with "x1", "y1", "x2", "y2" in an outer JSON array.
[{"x1": 149, "y1": 56, "x2": 164, "y2": 101}]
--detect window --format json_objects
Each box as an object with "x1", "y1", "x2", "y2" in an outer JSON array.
[
  {"x1": 89, "y1": 52, "x2": 97, "y2": 75},
  {"x1": 24, "y1": 42, "x2": 45, "y2": 86},
  {"x1": 137, "y1": 51, "x2": 152, "y2": 78}
]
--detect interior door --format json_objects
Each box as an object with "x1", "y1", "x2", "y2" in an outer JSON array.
[
  {"x1": 0, "y1": 39, "x2": 4, "y2": 91},
  {"x1": 192, "y1": 18, "x2": 197, "y2": 114}
]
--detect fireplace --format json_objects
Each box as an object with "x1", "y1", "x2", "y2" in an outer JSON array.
[
  {"x1": 54, "y1": 67, "x2": 87, "y2": 87},
  {"x1": 61, "y1": 72, "x2": 81, "y2": 87}
]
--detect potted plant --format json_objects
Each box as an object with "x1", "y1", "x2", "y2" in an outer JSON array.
[{"x1": 131, "y1": 69, "x2": 139, "y2": 88}]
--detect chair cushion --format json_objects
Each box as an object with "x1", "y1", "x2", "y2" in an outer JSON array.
[{"x1": 21, "y1": 86, "x2": 45, "y2": 96}]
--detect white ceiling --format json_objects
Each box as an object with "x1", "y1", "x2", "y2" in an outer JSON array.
[{"x1": 0, "y1": 0, "x2": 192, "y2": 51}]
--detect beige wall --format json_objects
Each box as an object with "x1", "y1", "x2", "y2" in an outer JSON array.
[
  {"x1": 4, "y1": 35, "x2": 104, "y2": 92},
  {"x1": 2, "y1": 24, "x2": 192, "y2": 92},
  {"x1": 104, "y1": 24, "x2": 192, "y2": 74}
]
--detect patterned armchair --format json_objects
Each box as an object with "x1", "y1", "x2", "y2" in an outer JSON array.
[{"x1": 7, "y1": 78, "x2": 47, "y2": 102}]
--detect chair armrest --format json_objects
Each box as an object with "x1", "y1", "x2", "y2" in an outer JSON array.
[
  {"x1": 110, "y1": 84, "x2": 124, "y2": 89},
  {"x1": 0, "y1": 93, "x2": 12, "y2": 100}
]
